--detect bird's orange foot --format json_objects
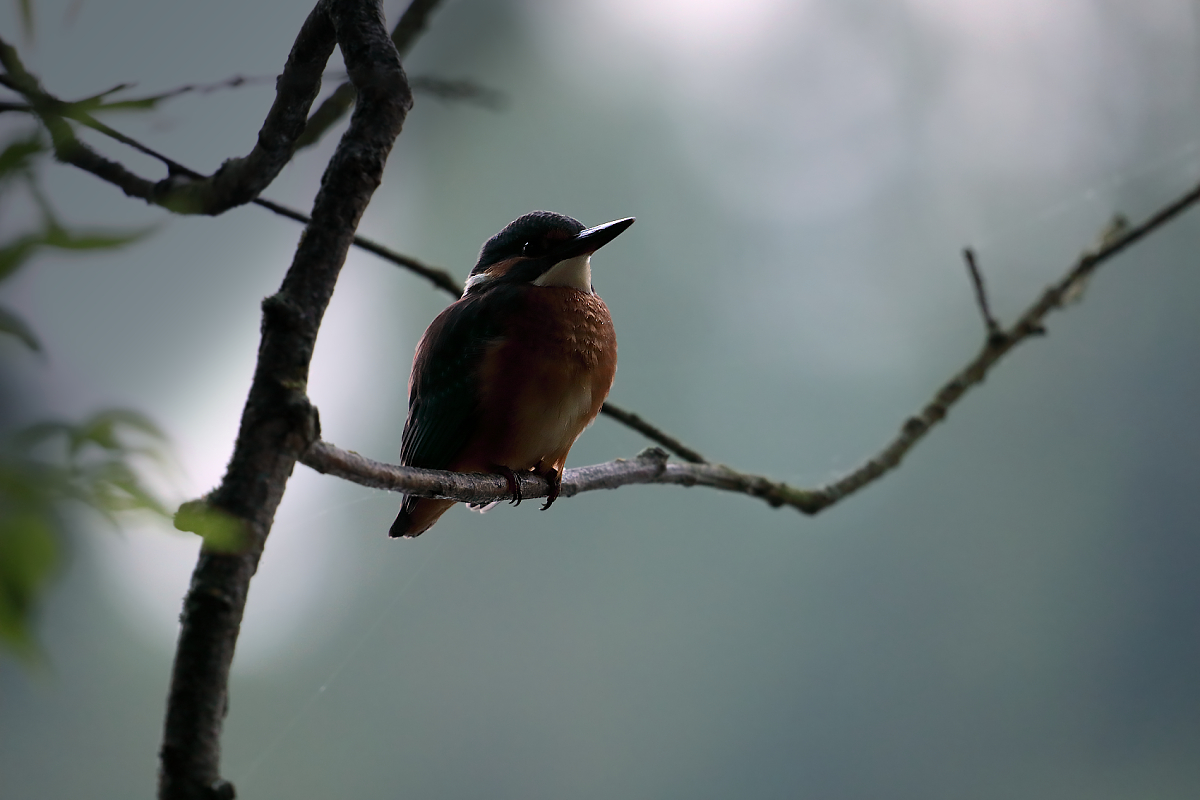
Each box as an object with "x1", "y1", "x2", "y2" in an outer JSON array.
[
  {"x1": 540, "y1": 468, "x2": 561, "y2": 511},
  {"x1": 494, "y1": 465, "x2": 523, "y2": 506}
]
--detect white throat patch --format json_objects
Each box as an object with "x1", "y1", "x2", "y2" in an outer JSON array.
[{"x1": 533, "y1": 254, "x2": 592, "y2": 291}]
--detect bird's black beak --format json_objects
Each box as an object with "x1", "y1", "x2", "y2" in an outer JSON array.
[{"x1": 558, "y1": 217, "x2": 635, "y2": 259}]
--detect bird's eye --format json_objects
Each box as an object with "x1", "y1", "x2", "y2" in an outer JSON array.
[{"x1": 522, "y1": 239, "x2": 542, "y2": 257}]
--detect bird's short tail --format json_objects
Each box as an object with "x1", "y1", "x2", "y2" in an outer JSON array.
[{"x1": 388, "y1": 496, "x2": 456, "y2": 538}]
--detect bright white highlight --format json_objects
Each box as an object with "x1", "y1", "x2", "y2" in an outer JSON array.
[
  {"x1": 593, "y1": 0, "x2": 794, "y2": 58},
  {"x1": 87, "y1": 243, "x2": 398, "y2": 674}
]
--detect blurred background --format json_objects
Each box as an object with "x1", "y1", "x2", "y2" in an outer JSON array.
[{"x1": 2, "y1": 0, "x2": 1199, "y2": 797}]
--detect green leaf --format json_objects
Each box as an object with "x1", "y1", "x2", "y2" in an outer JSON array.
[
  {"x1": 11, "y1": 421, "x2": 74, "y2": 452},
  {"x1": 68, "y1": 408, "x2": 166, "y2": 455},
  {"x1": 0, "y1": 221, "x2": 156, "y2": 285},
  {"x1": 0, "y1": 460, "x2": 63, "y2": 508},
  {"x1": 41, "y1": 221, "x2": 156, "y2": 252},
  {"x1": 0, "y1": 305, "x2": 41, "y2": 352},
  {"x1": 82, "y1": 460, "x2": 170, "y2": 517},
  {"x1": 0, "y1": 408, "x2": 175, "y2": 659},
  {"x1": 58, "y1": 82, "x2": 138, "y2": 115},
  {"x1": 0, "y1": 132, "x2": 44, "y2": 179},
  {"x1": 0, "y1": 511, "x2": 59, "y2": 654},
  {"x1": 0, "y1": 234, "x2": 41, "y2": 283},
  {"x1": 174, "y1": 500, "x2": 248, "y2": 553},
  {"x1": 88, "y1": 96, "x2": 169, "y2": 113},
  {"x1": 85, "y1": 408, "x2": 168, "y2": 441}
]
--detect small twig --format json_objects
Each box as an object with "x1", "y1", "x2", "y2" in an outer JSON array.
[
  {"x1": 410, "y1": 75, "x2": 507, "y2": 110},
  {"x1": 72, "y1": 71, "x2": 503, "y2": 113},
  {"x1": 962, "y1": 247, "x2": 1005, "y2": 346},
  {"x1": 251, "y1": 197, "x2": 463, "y2": 296},
  {"x1": 74, "y1": 75, "x2": 267, "y2": 112},
  {"x1": 296, "y1": 0, "x2": 446, "y2": 149},
  {"x1": 599, "y1": 402, "x2": 707, "y2": 464}
]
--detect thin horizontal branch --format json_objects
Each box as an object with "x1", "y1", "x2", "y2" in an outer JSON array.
[
  {"x1": 72, "y1": 70, "x2": 502, "y2": 113},
  {"x1": 82, "y1": 74, "x2": 272, "y2": 111},
  {"x1": 302, "y1": 174, "x2": 1200, "y2": 519}
]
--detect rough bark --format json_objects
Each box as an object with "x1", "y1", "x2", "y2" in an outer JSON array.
[{"x1": 157, "y1": 3, "x2": 412, "y2": 798}]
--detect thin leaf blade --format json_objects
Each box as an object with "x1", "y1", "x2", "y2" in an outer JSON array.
[{"x1": 0, "y1": 305, "x2": 41, "y2": 352}]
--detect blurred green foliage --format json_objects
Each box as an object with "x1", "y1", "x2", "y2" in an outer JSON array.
[
  {"x1": 0, "y1": 410, "x2": 172, "y2": 656},
  {"x1": 0, "y1": 132, "x2": 153, "y2": 351},
  {"x1": 0, "y1": 128, "x2": 167, "y2": 659}
]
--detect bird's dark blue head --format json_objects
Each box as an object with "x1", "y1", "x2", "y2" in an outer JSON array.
[{"x1": 465, "y1": 211, "x2": 634, "y2": 295}]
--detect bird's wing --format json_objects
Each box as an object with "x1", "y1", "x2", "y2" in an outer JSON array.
[{"x1": 400, "y1": 292, "x2": 506, "y2": 472}]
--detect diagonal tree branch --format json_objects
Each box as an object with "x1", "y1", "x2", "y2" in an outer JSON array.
[
  {"x1": 1, "y1": 1, "x2": 333, "y2": 216},
  {"x1": 157, "y1": 2, "x2": 412, "y2": 799},
  {"x1": 0, "y1": 72, "x2": 463, "y2": 293},
  {"x1": 298, "y1": 174, "x2": 1200, "y2": 517},
  {"x1": 43, "y1": 101, "x2": 466, "y2": 296},
  {"x1": 295, "y1": 0, "x2": 445, "y2": 149}
]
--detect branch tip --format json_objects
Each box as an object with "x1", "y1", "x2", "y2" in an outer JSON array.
[{"x1": 962, "y1": 246, "x2": 1003, "y2": 341}]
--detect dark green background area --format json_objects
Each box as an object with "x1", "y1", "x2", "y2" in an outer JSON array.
[{"x1": 2, "y1": 1, "x2": 1199, "y2": 797}]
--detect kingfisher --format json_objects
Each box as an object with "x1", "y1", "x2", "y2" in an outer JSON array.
[{"x1": 389, "y1": 211, "x2": 634, "y2": 538}]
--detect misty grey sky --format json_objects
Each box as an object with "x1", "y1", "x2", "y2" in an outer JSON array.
[{"x1": 3, "y1": 1, "x2": 1200, "y2": 798}]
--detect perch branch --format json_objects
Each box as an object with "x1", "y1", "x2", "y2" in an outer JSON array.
[
  {"x1": 301, "y1": 174, "x2": 1200, "y2": 516},
  {"x1": 301, "y1": 440, "x2": 820, "y2": 511}
]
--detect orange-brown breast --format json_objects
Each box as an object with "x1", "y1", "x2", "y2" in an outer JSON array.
[{"x1": 454, "y1": 286, "x2": 617, "y2": 475}]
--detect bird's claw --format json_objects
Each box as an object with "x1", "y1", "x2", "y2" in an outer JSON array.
[
  {"x1": 495, "y1": 465, "x2": 522, "y2": 506},
  {"x1": 540, "y1": 468, "x2": 561, "y2": 511}
]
